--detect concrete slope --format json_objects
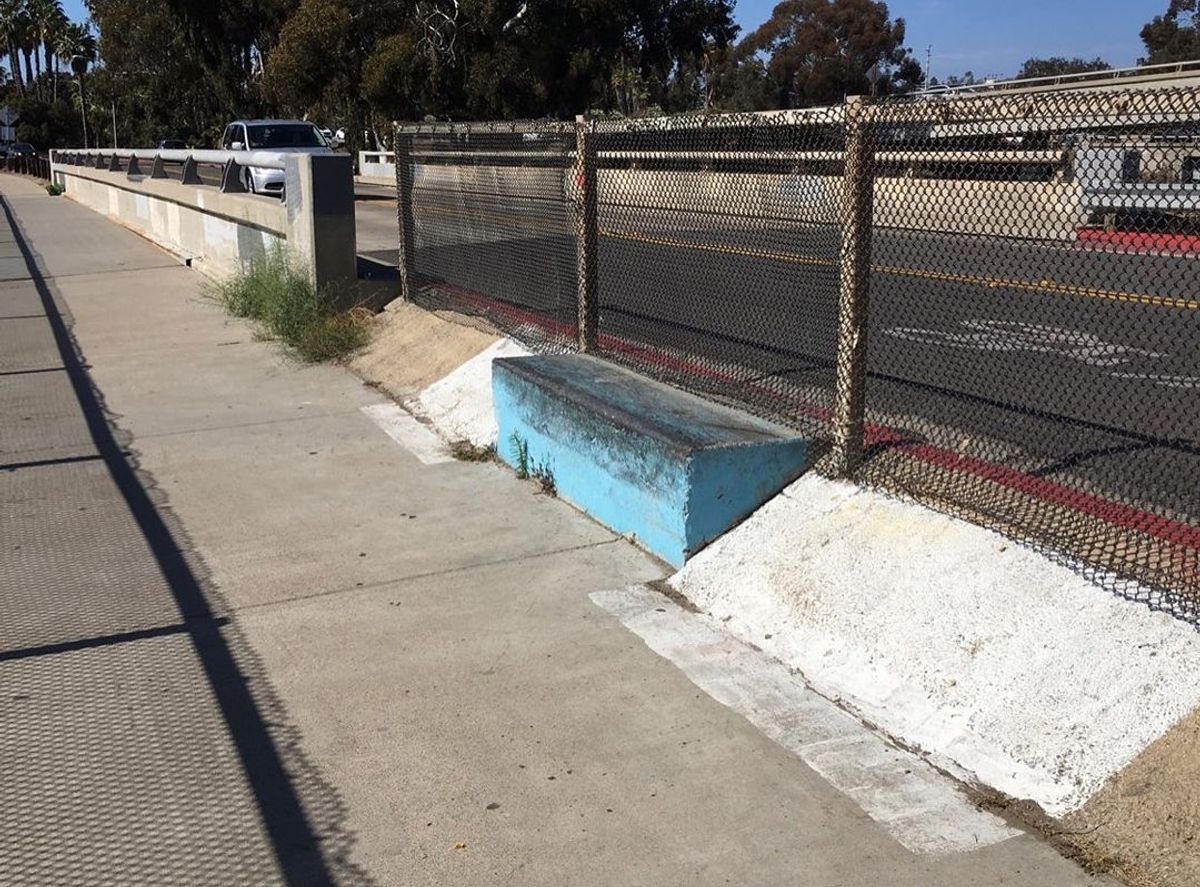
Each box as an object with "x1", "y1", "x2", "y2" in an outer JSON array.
[{"x1": 670, "y1": 473, "x2": 1200, "y2": 819}]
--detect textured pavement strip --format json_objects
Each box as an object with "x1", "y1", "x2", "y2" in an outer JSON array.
[
  {"x1": 1, "y1": 176, "x2": 1105, "y2": 885},
  {"x1": 0, "y1": 185, "x2": 360, "y2": 886}
]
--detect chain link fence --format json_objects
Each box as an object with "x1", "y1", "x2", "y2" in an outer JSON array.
[
  {"x1": 397, "y1": 85, "x2": 1200, "y2": 623},
  {"x1": 397, "y1": 120, "x2": 579, "y2": 351}
]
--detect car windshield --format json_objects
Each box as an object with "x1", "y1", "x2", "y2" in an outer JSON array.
[
  {"x1": 246, "y1": 124, "x2": 326, "y2": 149},
  {"x1": 13, "y1": 143, "x2": 32, "y2": 151}
]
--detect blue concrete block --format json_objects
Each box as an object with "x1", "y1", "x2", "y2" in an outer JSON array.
[{"x1": 492, "y1": 355, "x2": 812, "y2": 567}]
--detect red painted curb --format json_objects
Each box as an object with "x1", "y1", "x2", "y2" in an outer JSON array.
[{"x1": 1077, "y1": 228, "x2": 1200, "y2": 255}]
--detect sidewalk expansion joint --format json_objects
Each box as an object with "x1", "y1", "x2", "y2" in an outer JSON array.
[{"x1": 232, "y1": 538, "x2": 628, "y2": 614}]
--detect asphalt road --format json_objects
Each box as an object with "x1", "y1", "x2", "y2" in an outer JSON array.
[{"x1": 358, "y1": 189, "x2": 1199, "y2": 554}]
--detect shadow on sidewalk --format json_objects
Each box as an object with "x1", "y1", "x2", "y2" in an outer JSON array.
[{"x1": 0, "y1": 195, "x2": 371, "y2": 886}]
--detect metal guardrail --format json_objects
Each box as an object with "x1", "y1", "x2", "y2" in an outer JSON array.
[
  {"x1": 52, "y1": 147, "x2": 289, "y2": 195},
  {"x1": 1, "y1": 154, "x2": 51, "y2": 180}
]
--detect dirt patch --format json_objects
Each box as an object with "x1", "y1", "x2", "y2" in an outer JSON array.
[
  {"x1": 1058, "y1": 709, "x2": 1200, "y2": 887},
  {"x1": 349, "y1": 300, "x2": 500, "y2": 398}
]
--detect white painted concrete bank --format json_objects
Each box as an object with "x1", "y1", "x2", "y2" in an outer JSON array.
[
  {"x1": 669, "y1": 474, "x2": 1200, "y2": 817},
  {"x1": 414, "y1": 338, "x2": 531, "y2": 447}
]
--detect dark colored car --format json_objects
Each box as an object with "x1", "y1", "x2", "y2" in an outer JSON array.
[
  {"x1": 157, "y1": 139, "x2": 188, "y2": 151},
  {"x1": 8, "y1": 142, "x2": 35, "y2": 157}
]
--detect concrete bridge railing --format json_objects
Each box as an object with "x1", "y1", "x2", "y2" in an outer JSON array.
[
  {"x1": 358, "y1": 150, "x2": 396, "y2": 184},
  {"x1": 50, "y1": 149, "x2": 356, "y2": 291}
]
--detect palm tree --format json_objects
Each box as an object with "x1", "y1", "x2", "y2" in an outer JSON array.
[
  {"x1": 28, "y1": 0, "x2": 63, "y2": 96},
  {"x1": 15, "y1": 3, "x2": 35, "y2": 91},
  {"x1": 58, "y1": 21, "x2": 95, "y2": 146},
  {"x1": 56, "y1": 20, "x2": 94, "y2": 67},
  {"x1": 0, "y1": 0, "x2": 25, "y2": 92}
]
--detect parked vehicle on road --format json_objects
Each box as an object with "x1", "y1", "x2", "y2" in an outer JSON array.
[{"x1": 219, "y1": 119, "x2": 332, "y2": 196}]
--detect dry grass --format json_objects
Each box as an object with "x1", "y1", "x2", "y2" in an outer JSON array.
[{"x1": 213, "y1": 247, "x2": 368, "y2": 363}]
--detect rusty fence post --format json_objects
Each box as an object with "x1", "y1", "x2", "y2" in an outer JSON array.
[
  {"x1": 394, "y1": 127, "x2": 416, "y2": 302},
  {"x1": 830, "y1": 95, "x2": 877, "y2": 477},
  {"x1": 574, "y1": 114, "x2": 599, "y2": 352}
]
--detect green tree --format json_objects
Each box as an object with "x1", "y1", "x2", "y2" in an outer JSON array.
[
  {"x1": 1016, "y1": 56, "x2": 1110, "y2": 79},
  {"x1": 737, "y1": 0, "x2": 922, "y2": 108},
  {"x1": 89, "y1": 0, "x2": 231, "y2": 146},
  {"x1": 1141, "y1": 0, "x2": 1200, "y2": 64},
  {"x1": 475, "y1": 0, "x2": 738, "y2": 117}
]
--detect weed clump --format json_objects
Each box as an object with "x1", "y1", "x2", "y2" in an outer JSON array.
[
  {"x1": 448, "y1": 439, "x2": 496, "y2": 462},
  {"x1": 45, "y1": 182, "x2": 64, "y2": 196},
  {"x1": 508, "y1": 432, "x2": 556, "y2": 496},
  {"x1": 213, "y1": 247, "x2": 367, "y2": 362}
]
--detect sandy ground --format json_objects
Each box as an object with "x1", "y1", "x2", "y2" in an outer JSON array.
[
  {"x1": 1063, "y1": 709, "x2": 1200, "y2": 887},
  {"x1": 349, "y1": 300, "x2": 499, "y2": 398}
]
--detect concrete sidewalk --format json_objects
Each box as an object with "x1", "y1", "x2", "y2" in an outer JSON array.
[{"x1": 0, "y1": 174, "x2": 1102, "y2": 885}]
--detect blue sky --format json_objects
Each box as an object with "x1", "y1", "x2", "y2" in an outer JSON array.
[
  {"x1": 733, "y1": 0, "x2": 1167, "y2": 79},
  {"x1": 60, "y1": 0, "x2": 1166, "y2": 81}
]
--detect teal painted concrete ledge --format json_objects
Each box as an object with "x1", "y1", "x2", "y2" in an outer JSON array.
[{"x1": 492, "y1": 355, "x2": 813, "y2": 567}]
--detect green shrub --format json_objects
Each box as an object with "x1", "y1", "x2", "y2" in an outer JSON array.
[
  {"x1": 45, "y1": 182, "x2": 64, "y2": 196},
  {"x1": 213, "y1": 247, "x2": 367, "y2": 362}
]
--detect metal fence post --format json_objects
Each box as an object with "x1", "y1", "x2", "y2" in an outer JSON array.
[
  {"x1": 574, "y1": 114, "x2": 599, "y2": 353},
  {"x1": 830, "y1": 95, "x2": 877, "y2": 477},
  {"x1": 394, "y1": 128, "x2": 416, "y2": 302}
]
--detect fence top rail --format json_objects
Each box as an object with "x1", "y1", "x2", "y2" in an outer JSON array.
[
  {"x1": 54, "y1": 147, "x2": 289, "y2": 170},
  {"x1": 597, "y1": 148, "x2": 1068, "y2": 163},
  {"x1": 397, "y1": 85, "x2": 1200, "y2": 141},
  {"x1": 396, "y1": 119, "x2": 578, "y2": 135},
  {"x1": 397, "y1": 106, "x2": 847, "y2": 135}
]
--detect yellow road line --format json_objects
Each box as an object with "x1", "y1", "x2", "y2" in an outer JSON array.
[
  {"x1": 602, "y1": 229, "x2": 1200, "y2": 311},
  {"x1": 412, "y1": 204, "x2": 1200, "y2": 310}
]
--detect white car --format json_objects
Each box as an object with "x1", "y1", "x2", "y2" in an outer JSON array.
[{"x1": 219, "y1": 119, "x2": 333, "y2": 196}]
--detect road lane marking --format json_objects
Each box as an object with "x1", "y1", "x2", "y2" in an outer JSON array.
[
  {"x1": 600, "y1": 228, "x2": 1200, "y2": 310},
  {"x1": 590, "y1": 585, "x2": 1020, "y2": 854},
  {"x1": 361, "y1": 403, "x2": 452, "y2": 465}
]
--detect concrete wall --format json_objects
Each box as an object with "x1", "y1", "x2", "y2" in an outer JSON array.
[
  {"x1": 50, "y1": 155, "x2": 357, "y2": 290},
  {"x1": 597, "y1": 170, "x2": 1086, "y2": 241},
  {"x1": 413, "y1": 163, "x2": 1087, "y2": 242}
]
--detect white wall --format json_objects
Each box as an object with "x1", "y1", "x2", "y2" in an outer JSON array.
[{"x1": 413, "y1": 163, "x2": 1088, "y2": 242}]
